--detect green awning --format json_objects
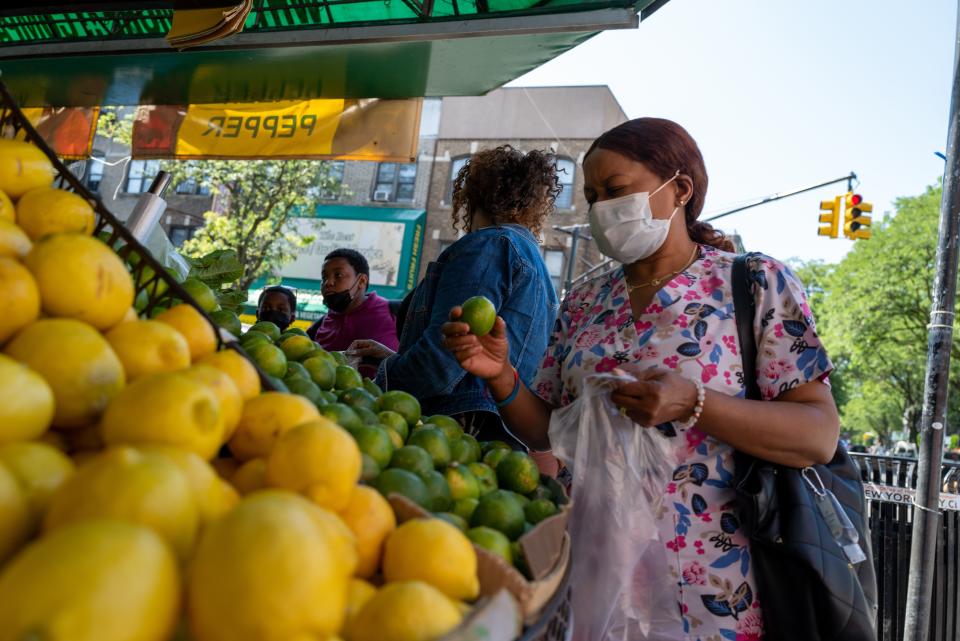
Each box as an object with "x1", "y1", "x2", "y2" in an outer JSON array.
[{"x1": 0, "y1": 1, "x2": 665, "y2": 106}]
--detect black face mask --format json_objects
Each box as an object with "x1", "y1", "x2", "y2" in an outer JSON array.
[
  {"x1": 323, "y1": 279, "x2": 359, "y2": 313},
  {"x1": 258, "y1": 309, "x2": 291, "y2": 331}
]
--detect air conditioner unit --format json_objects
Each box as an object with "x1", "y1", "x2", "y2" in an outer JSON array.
[{"x1": 373, "y1": 190, "x2": 391, "y2": 202}]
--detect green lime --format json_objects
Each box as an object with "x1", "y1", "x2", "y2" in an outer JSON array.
[
  {"x1": 352, "y1": 425, "x2": 396, "y2": 469},
  {"x1": 320, "y1": 403, "x2": 363, "y2": 432},
  {"x1": 332, "y1": 351, "x2": 348, "y2": 366},
  {"x1": 450, "y1": 434, "x2": 481, "y2": 465},
  {"x1": 250, "y1": 321, "x2": 281, "y2": 342},
  {"x1": 525, "y1": 498, "x2": 559, "y2": 525},
  {"x1": 460, "y1": 295, "x2": 496, "y2": 336},
  {"x1": 279, "y1": 335, "x2": 317, "y2": 362},
  {"x1": 467, "y1": 462, "x2": 498, "y2": 496},
  {"x1": 285, "y1": 377, "x2": 323, "y2": 406},
  {"x1": 263, "y1": 375, "x2": 289, "y2": 393},
  {"x1": 318, "y1": 390, "x2": 338, "y2": 404},
  {"x1": 481, "y1": 440, "x2": 513, "y2": 455},
  {"x1": 240, "y1": 330, "x2": 270, "y2": 346},
  {"x1": 422, "y1": 470, "x2": 453, "y2": 512},
  {"x1": 245, "y1": 341, "x2": 288, "y2": 378},
  {"x1": 374, "y1": 468, "x2": 429, "y2": 508},
  {"x1": 303, "y1": 356, "x2": 337, "y2": 390},
  {"x1": 356, "y1": 407, "x2": 380, "y2": 426},
  {"x1": 363, "y1": 377, "x2": 383, "y2": 398},
  {"x1": 530, "y1": 485, "x2": 554, "y2": 502},
  {"x1": 378, "y1": 390, "x2": 422, "y2": 427},
  {"x1": 335, "y1": 365, "x2": 363, "y2": 391},
  {"x1": 483, "y1": 448, "x2": 510, "y2": 470},
  {"x1": 467, "y1": 526, "x2": 512, "y2": 564},
  {"x1": 389, "y1": 445, "x2": 434, "y2": 478},
  {"x1": 308, "y1": 348, "x2": 338, "y2": 366},
  {"x1": 496, "y1": 452, "x2": 540, "y2": 495},
  {"x1": 340, "y1": 387, "x2": 379, "y2": 412},
  {"x1": 284, "y1": 361, "x2": 310, "y2": 382},
  {"x1": 510, "y1": 491, "x2": 530, "y2": 508},
  {"x1": 407, "y1": 428, "x2": 451, "y2": 469},
  {"x1": 378, "y1": 411, "x2": 409, "y2": 441},
  {"x1": 471, "y1": 490, "x2": 526, "y2": 540},
  {"x1": 426, "y1": 415, "x2": 463, "y2": 441},
  {"x1": 511, "y1": 541, "x2": 531, "y2": 578},
  {"x1": 284, "y1": 327, "x2": 308, "y2": 337},
  {"x1": 445, "y1": 463, "x2": 480, "y2": 501},
  {"x1": 209, "y1": 309, "x2": 241, "y2": 337},
  {"x1": 360, "y1": 454, "x2": 380, "y2": 484},
  {"x1": 541, "y1": 476, "x2": 570, "y2": 505},
  {"x1": 384, "y1": 427, "x2": 404, "y2": 449},
  {"x1": 453, "y1": 497, "x2": 479, "y2": 523},
  {"x1": 180, "y1": 278, "x2": 220, "y2": 313},
  {"x1": 435, "y1": 512, "x2": 468, "y2": 532}
]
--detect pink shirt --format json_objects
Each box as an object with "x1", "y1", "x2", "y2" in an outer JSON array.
[{"x1": 314, "y1": 292, "x2": 399, "y2": 362}]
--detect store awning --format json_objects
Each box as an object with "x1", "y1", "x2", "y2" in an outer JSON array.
[{"x1": 0, "y1": 1, "x2": 667, "y2": 107}]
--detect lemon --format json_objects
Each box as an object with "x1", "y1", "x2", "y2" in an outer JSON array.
[
  {"x1": 4, "y1": 318, "x2": 125, "y2": 429},
  {"x1": 338, "y1": 485, "x2": 396, "y2": 578},
  {"x1": 0, "y1": 441, "x2": 73, "y2": 530},
  {"x1": 0, "y1": 140, "x2": 54, "y2": 198},
  {"x1": 266, "y1": 419, "x2": 362, "y2": 512},
  {"x1": 382, "y1": 518, "x2": 480, "y2": 601},
  {"x1": 0, "y1": 461, "x2": 30, "y2": 564},
  {"x1": 0, "y1": 257, "x2": 40, "y2": 344},
  {"x1": 139, "y1": 445, "x2": 238, "y2": 526},
  {"x1": 106, "y1": 319, "x2": 192, "y2": 381},
  {"x1": 0, "y1": 354, "x2": 54, "y2": 443},
  {"x1": 188, "y1": 491, "x2": 356, "y2": 641},
  {"x1": 229, "y1": 392, "x2": 320, "y2": 462},
  {"x1": 44, "y1": 446, "x2": 199, "y2": 558},
  {"x1": 0, "y1": 218, "x2": 31, "y2": 258},
  {"x1": 16, "y1": 186, "x2": 95, "y2": 240},
  {"x1": 345, "y1": 581, "x2": 463, "y2": 641},
  {"x1": 155, "y1": 304, "x2": 218, "y2": 361},
  {"x1": 115, "y1": 306, "x2": 140, "y2": 326},
  {"x1": 101, "y1": 371, "x2": 225, "y2": 461},
  {"x1": 343, "y1": 579, "x2": 377, "y2": 631},
  {"x1": 0, "y1": 188, "x2": 13, "y2": 222},
  {"x1": 231, "y1": 458, "x2": 268, "y2": 495},
  {"x1": 197, "y1": 349, "x2": 261, "y2": 400},
  {"x1": 0, "y1": 519, "x2": 179, "y2": 641},
  {"x1": 182, "y1": 365, "x2": 243, "y2": 442},
  {"x1": 24, "y1": 233, "x2": 134, "y2": 330}
]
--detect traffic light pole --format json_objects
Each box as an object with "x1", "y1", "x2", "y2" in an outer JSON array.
[
  {"x1": 702, "y1": 173, "x2": 856, "y2": 222},
  {"x1": 903, "y1": 4, "x2": 960, "y2": 641}
]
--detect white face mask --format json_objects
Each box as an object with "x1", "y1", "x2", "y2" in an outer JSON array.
[{"x1": 588, "y1": 171, "x2": 681, "y2": 264}]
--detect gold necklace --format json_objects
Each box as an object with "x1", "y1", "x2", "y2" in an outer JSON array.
[{"x1": 625, "y1": 245, "x2": 701, "y2": 293}]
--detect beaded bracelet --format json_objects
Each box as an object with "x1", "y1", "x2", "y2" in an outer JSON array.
[
  {"x1": 495, "y1": 368, "x2": 521, "y2": 408},
  {"x1": 682, "y1": 379, "x2": 706, "y2": 428}
]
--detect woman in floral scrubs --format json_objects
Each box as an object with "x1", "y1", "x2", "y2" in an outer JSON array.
[{"x1": 441, "y1": 118, "x2": 840, "y2": 641}]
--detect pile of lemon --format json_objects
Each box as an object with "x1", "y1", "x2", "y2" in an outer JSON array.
[{"x1": 0, "y1": 140, "x2": 481, "y2": 641}]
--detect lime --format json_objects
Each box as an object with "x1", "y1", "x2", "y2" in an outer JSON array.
[
  {"x1": 263, "y1": 375, "x2": 289, "y2": 393},
  {"x1": 279, "y1": 335, "x2": 316, "y2": 362},
  {"x1": 374, "y1": 468, "x2": 429, "y2": 508},
  {"x1": 460, "y1": 296, "x2": 496, "y2": 336},
  {"x1": 284, "y1": 361, "x2": 310, "y2": 382},
  {"x1": 471, "y1": 490, "x2": 526, "y2": 540},
  {"x1": 239, "y1": 330, "x2": 270, "y2": 346},
  {"x1": 496, "y1": 451, "x2": 540, "y2": 495},
  {"x1": 407, "y1": 428, "x2": 451, "y2": 469},
  {"x1": 445, "y1": 463, "x2": 480, "y2": 501},
  {"x1": 250, "y1": 321, "x2": 281, "y2": 342},
  {"x1": 510, "y1": 491, "x2": 530, "y2": 508},
  {"x1": 435, "y1": 512, "x2": 468, "y2": 532},
  {"x1": 180, "y1": 278, "x2": 220, "y2": 313},
  {"x1": 453, "y1": 498, "x2": 479, "y2": 523},
  {"x1": 363, "y1": 377, "x2": 383, "y2": 398},
  {"x1": 340, "y1": 387, "x2": 379, "y2": 413},
  {"x1": 245, "y1": 341, "x2": 288, "y2": 378},
  {"x1": 525, "y1": 498, "x2": 559, "y2": 525},
  {"x1": 467, "y1": 462, "x2": 498, "y2": 496},
  {"x1": 482, "y1": 440, "x2": 513, "y2": 455},
  {"x1": 285, "y1": 377, "x2": 323, "y2": 406},
  {"x1": 309, "y1": 348, "x2": 338, "y2": 366},
  {"x1": 378, "y1": 390, "x2": 422, "y2": 427},
  {"x1": 483, "y1": 448, "x2": 509, "y2": 470},
  {"x1": 302, "y1": 356, "x2": 336, "y2": 390},
  {"x1": 389, "y1": 445, "x2": 434, "y2": 478},
  {"x1": 285, "y1": 327, "x2": 309, "y2": 337},
  {"x1": 356, "y1": 407, "x2": 381, "y2": 426},
  {"x1": 318, "y1": 390, "x2": 338, "y2": 404},
  {"x1": 320, "y1": 403, "x2": 363, "y2": 432},
  {"x1": 423, "y1": 470, "x2": 453, "y2": 512},
  {"x1": 426, "y1": 415, "x2": 463, "y2": 441},
  {"x1": 511, "y1": 541, "x2": 531, "y2": 578},
  {"x1": 378, "y1": 411, "x2": 409, "y2": 441},
  {"x1": 352, "y1": 425, "x2": 395, "y2": 469},
  {"x1": 335, "y1": 365, "x2": 363, "y2": 391},
  {"x1": 332, "y1": 351, "x2": 348, "y2": 366},
  {"x1": 467, "y1": 526, "x2": 512, "y2": 564},
  {"x1": 450, "y1": 435, "x2": 481, "y2": 465},
  {"x1": 209, "y1": 309, "x2": 241, "y2": 337},
  {"x1": 360, "y1": 454, "x2": 380, "y2": 484},
  {"x1": 384, "y1": 427, "x2": 404, "y2": 449},
  {"x1": 530, "y1": 485, "x2": 554, "y2": 502}
]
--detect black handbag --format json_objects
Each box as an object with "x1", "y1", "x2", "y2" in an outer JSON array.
[{"x1": 731, "y1": 253, "x2": 878, "y2": 641}]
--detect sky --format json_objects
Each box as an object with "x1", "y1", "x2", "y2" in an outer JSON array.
[{"x1": 508, "y1": 0, "x2": 957, "y2": 264}]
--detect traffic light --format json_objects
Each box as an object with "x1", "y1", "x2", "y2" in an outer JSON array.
[
  {"x1": 843, "y1": 192, "x2": 872, "y2": 240},
  {"x1": 818, "y1": 196, "x2": 841, "y2": 238}
]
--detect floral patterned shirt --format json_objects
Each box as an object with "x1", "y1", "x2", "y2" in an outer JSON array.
[{"x1": 533, "y1": 246, "x2": 833, "y2": 641}]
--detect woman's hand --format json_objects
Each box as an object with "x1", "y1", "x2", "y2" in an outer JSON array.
[
  {"x1": 441, "y1": 307, "x2": 510, "y2": 380},
  {"x1": 347, "y1": 339, "x2": 396, "y2": 362},
  {"x1": 609, "y1": 366, "x2": 698, "y2": 427}
]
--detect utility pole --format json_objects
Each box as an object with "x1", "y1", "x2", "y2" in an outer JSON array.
[{"x1": 702, "y1": 172, "x2": 857, "y2": 223}]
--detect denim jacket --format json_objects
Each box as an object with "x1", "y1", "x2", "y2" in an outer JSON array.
[{"x1": 377, "y1": 224, "x2": 559, "y2": 417}]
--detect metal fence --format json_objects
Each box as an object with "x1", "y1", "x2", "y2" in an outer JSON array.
[{"x1": 851, "y1": 453, "x2": 960, "y2": 641}]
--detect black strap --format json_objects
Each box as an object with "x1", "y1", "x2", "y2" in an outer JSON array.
[{"x1": 732, "y1": 253, "x2": 762, "y2": 401}]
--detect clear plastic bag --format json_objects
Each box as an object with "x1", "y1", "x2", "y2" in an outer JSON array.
[{"x1": 550, "y1": 373, "x2": 684, "y2": 641}]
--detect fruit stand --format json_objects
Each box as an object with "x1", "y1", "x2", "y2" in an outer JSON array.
[{"x1": 0, "y1": 81, "x2": 571, "y2": 641}]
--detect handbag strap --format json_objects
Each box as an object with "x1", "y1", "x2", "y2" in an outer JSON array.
[{"x1": 732, "y1": 253, "x2": 762, "y2": 401}]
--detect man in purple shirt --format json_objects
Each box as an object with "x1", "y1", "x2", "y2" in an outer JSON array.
[{"x1": 310, "y1": 249, "x2": 399, "y2": 376}]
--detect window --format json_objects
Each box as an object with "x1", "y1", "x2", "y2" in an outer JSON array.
[
  {"x1": 320, "y1": 161, "x2": 345, "y2": 200},
  {"x1": 555, "y1": 157, "x2": 576, "y2": 209},
  {"x1": 175, "y1": 178, "x2": 210, "y2": 196},
  {"x1": 168, "y1": 225, "x2": 197, "y2": 247},
  {"x1": 543, "y1": 249, "x2": 566, "y2": 294},
  {"x1": 85, "y1": 152, "x2": 105, "y2": 192},
  {"x1": 445, "y1": 155, "x2": 470, "y2": 204},
  {"x1": 373, "y1": 162, "x2": 417, "y2": 202},
  {"x1": 125, "y1": 159, "x2": 161, "y2": 193}
]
